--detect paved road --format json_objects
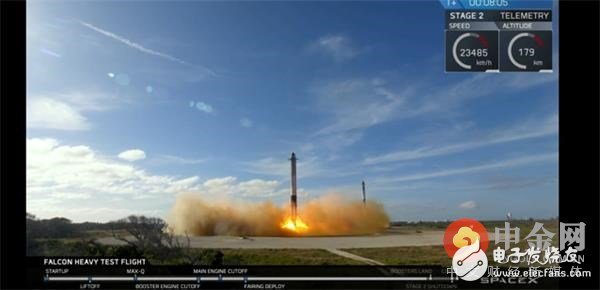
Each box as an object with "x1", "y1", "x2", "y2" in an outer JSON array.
[
  {"x1": 325, "y1": 248, "x2": 385, "y2": 265},
  {"x1": 97, "y1": 230, "x2": 445, "y2": 249}
]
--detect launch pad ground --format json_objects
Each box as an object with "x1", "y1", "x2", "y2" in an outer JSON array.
[
  {"x1": 179, "y1": 231, "x2": 443, "y2": 249},
  {"x1": 42, "y1": 221, "x2": 555, "y2": 266},
  {"x1": 98, "y1": 227, "x2": 445, "y2": 249},
  {"x1": 97, "y1": 227, "x2": 446, "y2": 265}
]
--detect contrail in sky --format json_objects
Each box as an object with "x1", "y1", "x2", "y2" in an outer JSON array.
[{"x1": 79, "y1": 20, "x2": 194, "y2": 67}]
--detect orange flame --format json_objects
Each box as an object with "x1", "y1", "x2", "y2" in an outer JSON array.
[{"x1": 280, "y1": 216, "x2": 309, "y2": 233}]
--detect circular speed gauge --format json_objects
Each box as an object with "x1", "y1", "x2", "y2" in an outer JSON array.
[
  {"x1": 507, "y1": 32, "x2": 545, "y2": 70},
  {"x1": 452, "y1": 32, "x2": 490, "y2": 70}
]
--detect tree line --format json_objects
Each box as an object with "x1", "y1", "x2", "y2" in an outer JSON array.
[{"x1": 26, "y1": 213, "x2": 224, "y2": 265}]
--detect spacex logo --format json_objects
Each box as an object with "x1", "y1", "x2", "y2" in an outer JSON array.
[{"x1": 443, "y1": 218, "x2": 490, "y2": 281}]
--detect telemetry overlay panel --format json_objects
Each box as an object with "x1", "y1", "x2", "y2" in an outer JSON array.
[{"x1": 445, "y1": 10, "x2": 552, "y2": 72}]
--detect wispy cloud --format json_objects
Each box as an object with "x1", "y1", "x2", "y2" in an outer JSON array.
[
  {"x1": 474, "y1": 175, "x2": 555, "y2": 192},
  {"x1": 309, "y1": 34, "x2": 360, "y2": 62},
  {"x1": 318, "y1": 131, "x2": 364, "y2": 149},
  {"x1": 363, "y1": 114, "x2": 558, "y2": 165},
  {"x1": 137, "y1": 66, "x2": 217, "y2": 85},
  {"x1": 240, "y1": 118, "x2": 253, "y2": 128},
  {"x1": 55, "y1": 91, "x2": 120, "y2": 111},
  {"x1": 241, "y1": 154, "x2": 359, "y2": 180},
  {"x1": 459, "y1": 200, "x2": 477, "y2": 209},
  {"x1": 312, "y1": 73, "x2": 557, "y2": 137},
  {"x1": 242, "y1": 156, "x2": 325, "y2": 179},
  {"x1": 313, "y1": 79, "x2": 411, "y2": 136},
  {"x1": 153, "y1": 154, "x2": 207, "y2": 165},
  {"x1": 118, "y1": 149, "x2": 146, "y2": 162},
  {"x1": 197, "y1": 176, "x2": 290, "y2": 199},
  {"x1": 49, "y1": 192, "x2": 91, "y2": 200},
  {"x1": 375, "y1": 153, "x2": 557, "y2": 183},
  {"x1": 27, "y1": 91, "x2": 122, "y2": 131},
  {"x1": 190, "y1": 101, "x2": 214, "y2": 114},
  {"x1": 40, "y1": 48, "x2": 62, "y2": 58},
  {"x1": 27, "y1": 97, "x2": 90, "y2": 131}
]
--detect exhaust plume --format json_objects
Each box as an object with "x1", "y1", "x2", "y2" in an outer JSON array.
[{"x1": 168, "y1": 193, "x2": 389, "y2": 236}]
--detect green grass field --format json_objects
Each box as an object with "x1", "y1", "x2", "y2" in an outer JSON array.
[
  {"x1": 345, "y1": 245, "x2": 450, "y2": 266},
  {"x1": 345, "y1": 219, "x2": 559, "y2": 266}
]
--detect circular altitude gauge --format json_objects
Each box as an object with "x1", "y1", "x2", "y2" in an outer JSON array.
[
  {"x1": 452, "y1": 32, "x2": 490, "y2": 70},
  {"x1": 507, "y1": 32, "x2": 545, "y2": 70}
]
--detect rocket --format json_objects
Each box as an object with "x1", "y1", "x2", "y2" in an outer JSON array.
[
  {"x1": 290, "y1": 152, "x2": 298, "y2": 224},
  {"x1": 362, "y1": 180, "x2": 366, "y2": 205}
]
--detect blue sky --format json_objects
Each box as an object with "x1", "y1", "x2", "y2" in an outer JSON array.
[{"x1": 26, "y1": 1, "x2": 558, "y2": 222}]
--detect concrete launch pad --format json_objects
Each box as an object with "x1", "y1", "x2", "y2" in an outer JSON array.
[
  {"x1": 98, "y1": 229, "x2": 445, "y2": 249},
  {"x1": 181, "y1": 231, "x2": 444, "y2": 249}
]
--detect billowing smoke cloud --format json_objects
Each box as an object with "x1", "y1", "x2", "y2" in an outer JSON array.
[
  {"x1": 168, "y1": 193, "x2": 389, "y2": 236},
  {"x1": 168, "y1": 195, "x2": 285, "y2": 236}
]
